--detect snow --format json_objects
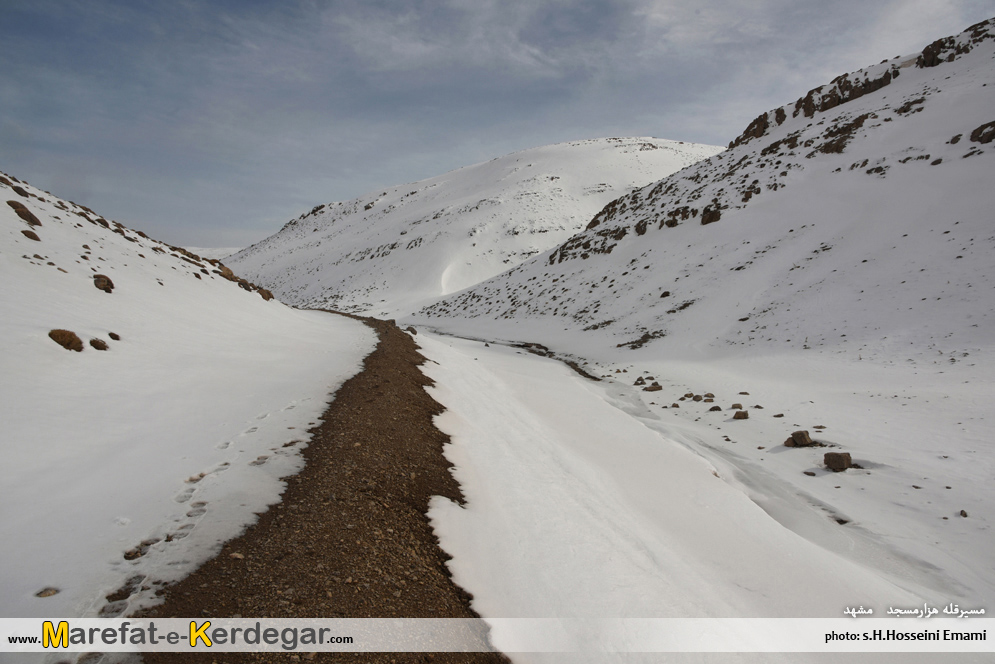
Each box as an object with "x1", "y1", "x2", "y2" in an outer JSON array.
[
  {"x1": 0, "y1": 178, "x2": 377, "y2": 618},
  {"x1": 418, "y1": 333, "x2": 958, "y2": 661},
  {"x1": 227, "y1": 137, "x2": 723, "y2": 318},
  {"x1": 181, "y1": 246, "x2": 242, "y2": 261},
  {"x1": 398, "y1": 18, "x2": 995, "y2": 656},
  {"x1": 3, "y1": 16, "x2": 993, "y2": 661}
]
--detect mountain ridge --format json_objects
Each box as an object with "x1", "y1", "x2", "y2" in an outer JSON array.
[
  {"x1": 226, "y1": 136, "x2": 724, "y2": 317},
  {"x1": 412, "y1": 16, "x2": 995, "y2": 366}
]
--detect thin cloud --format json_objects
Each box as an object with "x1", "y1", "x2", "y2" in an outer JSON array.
[{"x1": 0, "y1": 0, "x2": 992, "y2": 246}]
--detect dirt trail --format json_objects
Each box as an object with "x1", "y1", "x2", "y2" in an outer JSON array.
[{"x1": 140, "y1": 315, "x2": 508, "y2": 663}]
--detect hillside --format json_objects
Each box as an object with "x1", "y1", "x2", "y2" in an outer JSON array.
[
  {"x1": 408, "y1": 17, "x2": 995, "y2": 610},
  {"x1": 414, "y1": 18, "x2": 995, "y2": 363},
  {"x1": 227, "y1": 137, "x2": 723, "y2": 317},
  {"x1": 0, "y1": 172, "x2": 376, "y2": 617}
]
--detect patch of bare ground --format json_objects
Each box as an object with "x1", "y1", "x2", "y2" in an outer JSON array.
[{"x1": 139, "y1": 315, "x2": 508, "y2": 664}]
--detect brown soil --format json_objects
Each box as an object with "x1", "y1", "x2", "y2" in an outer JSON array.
[{"x1": 139, "y1": 315, "x2": 508, "y2": 664}]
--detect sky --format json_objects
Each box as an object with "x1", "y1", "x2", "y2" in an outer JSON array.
[{"x1": 2, "y1": 0, "x2": 994, "y2": 248}]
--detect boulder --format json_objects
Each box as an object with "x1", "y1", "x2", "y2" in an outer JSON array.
[
  {"x1": 49, "y1": 329, "x2": 83, "y2": 352},
  {"x1": 784, "y1": 430, "x2": 814, "y2": 447},
  {"x1": 733, "y1": 410, "x2": 749, "y2": 420},
  {"x1": 7, "y1": 200, "x2": 41, "y2": 226},
  {"x1": 93, "y1": 274, "x2": 114, "y2": 293},
  {"x1": 824, "y1": 452, "x2": 852, "y2": 472},
  {"x1": 970, "y1": 121, "x2": 995, "y2": 144}
]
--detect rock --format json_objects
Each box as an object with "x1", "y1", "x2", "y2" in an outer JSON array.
[
  {"x1": 784, "y1": 430, "x2": 814, "y2": 447},
  {"x1": 109, "y1": 332, "x2": 121, "y2": 341},
  {"x1": 773, "y1": 413, "x2": 784, "y2": 418},
  {"x1": 634, "y1": 377, "x2": 646, "y2": 386},
  {"x1": 960, "y1": 510, "x2": 968, "y2": 518},
  {"x1": 93, "y1": 274, "x2": 114, "y2": 293},
  {"x1": 671, "y1": 403, "x2": 680, "y2": 408},
  {"x1": 704, "y1": 393, "x2": 715, "y2": 398},
  {"x1": 49, "y1": 329, "x2": 83, "y2": 352},
  {"x1": 642, "y1": 385, "x2": 663, "y2": 392},
  {"x1": 739, "y1": 392, "x2": 749, "y2": 395},
  {"x1": 803, "y1": 471, "x2": 816, "y2": 476},
  {"x1": 684, "y1": 392, "x2": 694, "y2": 398},
  {"x1": 7, "y1": 200, "x2": 41, "y2": 226},
  {"x1": 35, "y1": 587, "x2": 59, "y2": 598},
  {"x1": 824, "y1": 452, "x2": 852, "y2": 472},
  {"x1": 733, "y1": 410, "x2": 749, "y2": 420},
  {"x1": 89, "y1": 338, "x2": 109, "y2": 351},
  {"x1": 753, "y1": 404, "x2": 764, "y2": 409},
  {"x1": 703, "y1": 398, "x2": 714, "y2": 402},
  {"x1": 692, "y1": 395, "x2": 703, "y2": 401},
  {"x1": 731, "y1": 403, "x2": 743, "y2": 410},
  {"x1": 21, "y1": 229, "x2": 40, "y2": 241},
  {"x1": 970, "y1": 121, "x2": 995, "y2": 144},
  {"x1": 229, "y1": 552, "x2": 245, "y2": 559},
  {"x1": 405, "y1": 326, "x2": 417, "y2": 335},
  {"x1": 709, "y1": 406, "x2": 722, "y2": 411},
  {"x1": 700, "y1": 205, "x2": 722, "y2": 225}
]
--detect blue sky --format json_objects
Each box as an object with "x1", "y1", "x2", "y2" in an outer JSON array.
[{"x1": 2, "y1": 0, "x2": 993, "y2": 247}]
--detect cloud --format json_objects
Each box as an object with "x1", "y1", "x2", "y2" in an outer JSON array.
[{"x1": 0, "y1": 0, "x2": 993, "y2": 246}]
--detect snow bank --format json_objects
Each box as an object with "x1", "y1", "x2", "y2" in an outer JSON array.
[{"x1": 0, "y1": 175, "x2": 377, "y2": 618}]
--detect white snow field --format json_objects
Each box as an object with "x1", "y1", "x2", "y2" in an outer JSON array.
[
  {"x1": 403, "y1": 17, "x2": 995, "y2": 655},
  {"x1": 227, "y1": 137, "x2": 723, "y2": 318},
  {"x1": 0, "y1": 174, "x2": 377, "y2": 619},
  {"x1": 419, "y1": 333, "x2": 988, "y2": 662}
]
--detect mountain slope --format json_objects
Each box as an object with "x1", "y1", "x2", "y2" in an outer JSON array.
[
  {"x1": 227, "y1": 137, "x2": 723, "y2": 317},
  {"x1": 414, "y1": 18, "x2": 995, "y2": 365},
  {"x1": 408, "y1": 18, "x2": 995, "y2": 605},
  {"x1": 0, "y1": 172, "x2": 376, "y2": 617}
]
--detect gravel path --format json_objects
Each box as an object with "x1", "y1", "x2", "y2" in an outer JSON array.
[{"x1": 140, "y1": 315, "x2": 508, "y2": 664}]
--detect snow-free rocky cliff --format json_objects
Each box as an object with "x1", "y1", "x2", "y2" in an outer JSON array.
[
  {"x1": 0, "y1": 173, "x2": 375, "y2": 617},
  {"x1": 227, "y1": 137, "x2": 723, "y2": 317}
]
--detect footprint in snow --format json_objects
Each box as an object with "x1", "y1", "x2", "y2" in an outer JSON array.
[
  {"x1": 166, "y1": 523, "x2": 195, "y2": 541},
  {"x1": 174, "y1": 487, "x2": 195, "y2": 503},
  {"x1": 249, "y1": 455, "x2": 269, "y2": 466},
  {"x1": 186, "y1": 502, "x2": 207, "y2": 518},
  {"x1": 244, "y1": 426, "x2": 258, "y2": 434}
]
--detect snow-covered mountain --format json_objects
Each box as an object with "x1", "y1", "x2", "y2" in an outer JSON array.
[
  {"x1": 414, "y1": 18, "x2": 995, "y2": 364},
  {"x1": 409, "y1": 18, "x2": 995, "y2": 607},
  {"x1": 227, "y1": 137, "x2": 723, "y2": 317},
  {"x1": 0, "y1": 172, "x2": 375, "y2": 617}
]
